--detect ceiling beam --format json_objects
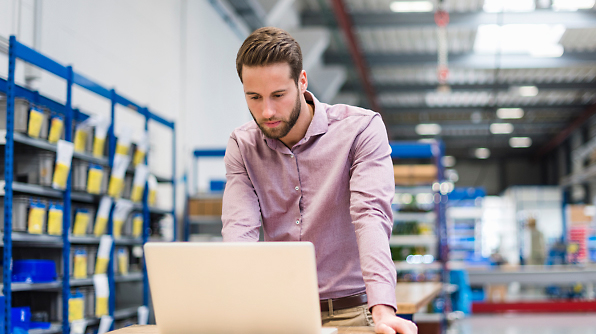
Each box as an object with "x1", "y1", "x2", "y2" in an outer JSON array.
[
  {"x1": 325, "y1": 51, "x2": 596, "y2": 69},
  {"x1": 302, "y1": 9, "x2": 596, "y2": 28},
  {"x1": 382, "y1": 104, "x2": 591, "y2": 113},
  {"x1": 342, "y1": 81, "x2": 596, "y2": 94},
  {"x1": 535, "y1": 102, "x2": 596, "y2": 157},
  {"x1": 329, "y1": 0, "x2": 380, "y2": 112},
  {"x1": 388, "y1": 122, "x2": 563, "y2": 137}
]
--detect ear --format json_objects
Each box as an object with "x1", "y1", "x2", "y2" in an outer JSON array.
[{"x1": 299, "y1": 70, "x2": 308, "y2": 93}]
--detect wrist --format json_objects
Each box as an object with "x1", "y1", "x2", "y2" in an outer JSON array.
[{"x1": 371, "y1": 304, "x2": 396, "y2": 320}]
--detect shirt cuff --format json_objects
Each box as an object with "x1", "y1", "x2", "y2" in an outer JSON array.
[{"x1": 366, "y1": 282, "x2": 397, "y2": 312}]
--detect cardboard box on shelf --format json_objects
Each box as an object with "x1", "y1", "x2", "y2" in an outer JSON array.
[
  {"x1": 567, "y1": 204, "x2": 594, "y2": 225},
  {"x1": 188, "y1": 198, "x2": 223, "y2": 216},
  {"x1": 394, "y1": 164, "x2": 437, "y2": 185}
]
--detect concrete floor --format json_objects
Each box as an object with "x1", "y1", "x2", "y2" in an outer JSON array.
[{"x1": 450, "y1": 313, "x2": 596, "y2": 334}]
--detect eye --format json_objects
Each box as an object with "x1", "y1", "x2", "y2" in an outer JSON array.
[
  {"x1": 274, "y1": 94, "x2": 284, "y2": 98},
  {"x1": 249, "y1": 95, "x2": 261, "y2": 100}
]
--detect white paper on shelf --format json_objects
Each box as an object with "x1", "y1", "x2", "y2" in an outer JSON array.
[
  {"x1": 137, "y1": 131, "x2": 150, "y2": 153},
  {"x1": 114, "y1": 199, "x2": 133, "y2": 222},
  {"x1": 71, "y1": 319, "x2": 88, "y2": 334},
  {"x1": 117, "y1": 125, "x2": 133, "y2": 148},
  {"x1": 148, "y1": 174, "x2": 157, "y2": 191},
  {"x1": 111, "y1": 154, "x2": 131, "y2": 179},
  {"x1": 97, "y1": 316, "x2": 114, "y2": 334},
  {"x1": 92, "y1": 115, "x2": 110, "y2": 140},
  {"x1": 97, "y1": 197, "x2": 113, "y2": 219},
  {"x1": 137, "y1": 306, "x2": 149, "y2": 325},
  {"x1": 97, "y1": 235, "x2": 114, "y2": 259},
  {"x1": 133, "y1": 164, "x2": 149, "y2": 187},
  {"x1": 56, "y1": 140, "x2": 74, "y2": 168},
  {"x1": 93, "y1": 274, "x2": 110, "y2": 298}
]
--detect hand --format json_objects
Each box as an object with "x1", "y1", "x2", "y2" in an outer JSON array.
[{"x1": 371, "y1": 305, "x2": 417, "y2": 334}]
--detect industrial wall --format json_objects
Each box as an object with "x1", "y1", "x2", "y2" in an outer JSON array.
[{"x1": 0, "y1": 0, "x2": 251, "y2": 212}]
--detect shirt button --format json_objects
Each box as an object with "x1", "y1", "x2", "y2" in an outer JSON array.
[
  {"x1": 295, "y1": 186, "x2": 299, "y2": 191},
  {"x1": 290, "y1": 154, "x2": 294, "y2": 158},
  {"x1": 296, "y1": 220, "x2": 300, "y2": 224}
]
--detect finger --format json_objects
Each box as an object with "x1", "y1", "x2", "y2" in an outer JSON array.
[
  {"x1": 393, "y1": 320, "x2": 417, "y2": 334},
  {"x1": 375, "y1": 323, "x2": 396, "y2": 334}
]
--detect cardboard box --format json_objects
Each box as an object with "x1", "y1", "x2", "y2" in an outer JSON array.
[
  {"x1": 188, "y1": 198, "x2": 223, "y2": 216},
  {"x1": 567, "y1": 204, "x2": 594, "y2": 225},
  {"x1": 394, "y1": 164, "x2": 437, "y2": 185}
]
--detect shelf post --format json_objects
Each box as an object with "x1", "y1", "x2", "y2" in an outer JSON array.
[
  {"x1": 142, "y1": 108, "x2": 151, "y2": 307},
  {"x1": 3, "y1": 35, "x2": 17, "y2": 334},
  {"x1": 61, "y1": 65, "x2": 74, "y2": 334},
  {"x1": 108, "y1": 89, "x2": 117, "y2": 328},
  {"x1": 172, "y1": 123, "x2": 177, "y2": 241}
]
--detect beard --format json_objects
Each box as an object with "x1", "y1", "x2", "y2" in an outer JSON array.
[{"x1": 250, "y1": 91, "x2": 302, "y2": 140}]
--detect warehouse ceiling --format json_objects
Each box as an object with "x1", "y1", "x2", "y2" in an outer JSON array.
[{"x1": 225, "y1": 0, "x2": 596, "y2": 160}]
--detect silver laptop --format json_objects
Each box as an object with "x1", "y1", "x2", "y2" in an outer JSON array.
[{"x1": 144, "y1": 242, "x2": 338, "y2": 334}]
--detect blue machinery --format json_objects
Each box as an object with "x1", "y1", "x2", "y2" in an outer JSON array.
[{"x1": 1, "y1": 36, "x2": 176, "y2": 333}]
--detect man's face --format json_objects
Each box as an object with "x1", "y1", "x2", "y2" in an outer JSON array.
[{"x1": 242, "y1": 63, "x2": 302, "y2": 139}]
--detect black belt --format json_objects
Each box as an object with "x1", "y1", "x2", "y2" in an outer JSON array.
[{"x1": 320, "y1": 293, "x2": 367, "y2": 312}]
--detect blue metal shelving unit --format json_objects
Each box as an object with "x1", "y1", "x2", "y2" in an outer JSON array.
[
  {"x1": 1, "y1": 36, "x2": 177, "y2": 334},
  {"x1": 390, "y1": 141, "x2": 448, "y2": 331},
  {"x1": 184, "y1": 149, "x2": 226, "y2": 241}
]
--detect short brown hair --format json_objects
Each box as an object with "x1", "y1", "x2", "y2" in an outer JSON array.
[{"x1": 236, "y1": 27, "x2": 303, "y2": 84}]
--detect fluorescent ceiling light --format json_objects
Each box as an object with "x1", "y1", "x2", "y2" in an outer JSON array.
[
  {"x1": 518, "y1": 86, "x2": 539, "y2": 97},
  {"x1": 390, "y1": 1, "x2": 434, "y2": 12},
  {"x1": 553, "y1": 0, "x2": 595, "y2": 11},
  {"x1": 474, "y1": 24, "x2": 566, "y2": 57},
  {"x1": 490, "y1": 123, "x2": 514, "y2": 134},
  {"x1": 415, "y1": 123, "x2": 442, "y2": 136},
  {"x1": 483, "y1": 0, "x2": 536, "y2": 12},
  {"x1": 441, "y1": 155, "x2": 456, "y2": 168},
  {"x1": 475, "y1": 148, "x2": 491, "y2": 159},
  {"x1": 509, "y1": 137, "x2": 532, "y2": 148},
  {"x1": 497, "y1": 108, "x2": 524, "y2": 119}
]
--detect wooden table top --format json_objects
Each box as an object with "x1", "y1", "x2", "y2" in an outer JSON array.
[
  {"x1": 395, "y1": 282, "x2": 442, "y2": 314},
  {"x1": 109, "y1": 325, "x2": 376, "y2": 334},
  {"x1": 108, "y1": 282, "x2": 442, "y2": 333}
]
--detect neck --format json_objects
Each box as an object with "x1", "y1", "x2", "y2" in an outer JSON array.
[{"x1": 280, "y1": 98, "x2": 314, "y2": 148}]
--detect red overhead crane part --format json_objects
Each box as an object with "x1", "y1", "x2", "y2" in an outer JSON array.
[
  {"x1": 535, "y1": 102, "x2": 596, "y2": 158},
  {"x1": 329, "y1": 0, "x2": 381, "y2": 113}
]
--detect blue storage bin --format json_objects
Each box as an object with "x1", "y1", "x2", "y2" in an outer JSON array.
[
  {"x1": 209, "y1": 179, "x2": 226, "y2": 192},
  {"x1": 12, "y1": 306, "x2": 31, "y2": 331},
  {"x1": 30, "y1": 321, "x2": 51, "y2": 330},
  {"x1": 12, "y1": 260, "x2": 57, "y2": 283}
]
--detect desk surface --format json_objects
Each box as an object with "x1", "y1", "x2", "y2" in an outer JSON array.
[
  {"x1": 110, "y1": 325, "x2": 377, "y2": 333},
  {"x1": 395, "y1": 282, "x2": 442, "y2": 314},
  {"x1": 108, "y1": 282, "x2": 442, "y2": 333}
]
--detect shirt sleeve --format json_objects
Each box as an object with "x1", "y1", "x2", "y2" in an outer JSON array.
[
  {"x1": 349, "y1": 114, "x2": 397, "y2": 311},
  {"x1": 221, "y1": 133, "x2": 262, "y2": 242}
]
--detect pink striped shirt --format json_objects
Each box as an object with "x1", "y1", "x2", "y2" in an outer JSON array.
[{"x1": 222, "y1": 91, "x2": 397, "y2": 310}]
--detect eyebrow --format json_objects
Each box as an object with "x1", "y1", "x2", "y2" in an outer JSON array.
[{"x1": 245, "y1": 89, "x2": 287, "y2": 96}]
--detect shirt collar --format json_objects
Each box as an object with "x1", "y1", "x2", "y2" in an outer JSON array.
[{"x1": 304, "y1": 91, "x2": 329, "y2": 138}]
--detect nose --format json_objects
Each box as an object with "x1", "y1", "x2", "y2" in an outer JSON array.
[{"x1": 261, "y1": 99, "x2": 275, "y2": 120}]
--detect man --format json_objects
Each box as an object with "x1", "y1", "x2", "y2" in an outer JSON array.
[{"x1": 222, "y1": 27, "x2": 417, "y2": 334}]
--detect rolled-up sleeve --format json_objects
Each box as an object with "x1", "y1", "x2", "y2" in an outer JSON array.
[
  {"x1": 221, "y1": 133, "x2": 262, "y2": 242},
  {"x1": 349, "y1": 114, "x2": 397, "y2": 310}
]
